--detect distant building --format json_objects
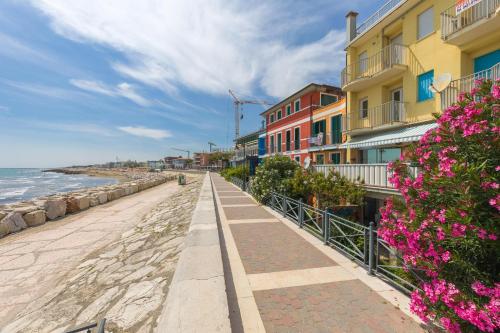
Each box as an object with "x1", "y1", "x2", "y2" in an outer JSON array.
[
  {"x1": 164, "y1": 156, "x2": 181, "y2": 169},
  {"x1": 147, "y1": 160, "x2": 164, "y2": 170},
  {"x1": 232, "y1": 129, "x2": 264, "y2": 175},
  {"x1": 172, "y1": 158, "x2": 191, "y2": 169},
  {"x1": 261, "y1": 83, "x2": 344, "y2": 166},
  {"x1": 193, "y1": 152, "x2": 211, "y2": 167}
]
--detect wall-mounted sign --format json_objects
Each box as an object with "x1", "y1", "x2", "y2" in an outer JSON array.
[{"x1": 456, "y1": 0, "x2": 481, "y2": 15}]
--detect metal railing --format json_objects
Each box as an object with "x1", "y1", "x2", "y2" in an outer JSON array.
[
  {"x1": 314, "y1": 163, "x2": 419, "y2": 189},
  {"x1": 265, "y1": 192, "x2": 417, "y2": 293},
  {"x1": 346, "y1": 101, "x2": 407, "y2": 132},
  {"x1": 233, "y1": 144, "x2": 259, "y2": 160},
  {"x1": 441, "y1": 62, "x2": 500, "y2": 110},
  {"x1": 441, "y1": 0, "x2": 500, "y2": 40},
  {"x1": 341, "y1": 44, "x2": 408, "y2": 87},
  {"x1": 65, "y1": 319, "x2": 106, "y2": 333},
  {"x1": 356, "y1": 0, "x2": 406, "y2": 37}
]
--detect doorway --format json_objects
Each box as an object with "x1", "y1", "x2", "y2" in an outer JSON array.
[{"x1": 391, "y1": 88, "x2": 403, "y2": 122}]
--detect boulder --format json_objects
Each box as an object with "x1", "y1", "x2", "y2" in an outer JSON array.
[
  {"x1": 66, "y1": 195, "x2": 90, "y2": 214},
  {"x1": 23, "y1": 210, "x2": 46, "y2": 227},
  {"x1": 0, "y1": 211, "x2": 7, "y2": 221},
  {"x1": 0, "y1": 223, "x2": 9, "y2": 238},
  {"x1": 107, "y1": 189, "x2": 122, "y2": 201},
  {"x1": 0, "y1": 212, "x2": 27, "y2": 233},
  {"x1": 89, "y1": 195, "x2": 100, "y2": 207},
  {"x1": 12, "y1": 204, "x2": 39, "y2": 215},
  {"x1": 44, "y1": 199, "x2": 66, "y2": 220},
  {"x1": 97, "y1": 192, "x2": 108, "y2": 204},
  {"x1": 130, "y1": 184, "x2": 139, "y2": 194}
]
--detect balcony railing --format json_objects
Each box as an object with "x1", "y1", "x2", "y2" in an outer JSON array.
[
  {"x1": 307, "y1": 133, "x2": 343, "y2": 148},
  {"x1": 314, "y1": 163, "x2": 419, "y2": 189},
  {"x1": 342, "y1": 44, "x2": 408, "y2": 88},
  {"x1": 356, "y1": 0, "x2": 406, "y2": 37},
  {"x1": 233, "y1": 144, "x2": 259, "y2": 160},
  {"x1": 441, "y1": 0, "x2": 500, "y2": 40},
  {"x1": 441, "y1": 62, "x2": 499, "y2": 110},
  {"x1": 345, "y1": 101, "x2": 407, "y2": 132}
]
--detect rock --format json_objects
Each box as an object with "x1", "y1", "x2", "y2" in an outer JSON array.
[
  {"x1": 97, "y1": 192, "x2": 108, "y2": 204},
  {"x1": 12, "y1": 204, "x2": 39, "y2": 215},
  {"x1": 0, "y1": 223, "x2": 9, "y2": 238},
  {"x1": 1, "y1": 212, "x2": 28, "y2": 233},
  {"x1": 0, "y1": 211, "x2": 7, "y2": 221},
  {"x1": 23, "y1": 210, "x2": 46, "y2": 227},
  {"x1": 44, "y1": 199, "x2": 66, "y2": 220},
  {"x1": 107, "y1": 189, "x2": 122, "y2": 202},
  {"x1": 66, "y1": 195, "x2": 90, "y2": 214},
  {"x1": 89, "y1": 195, "x2": 100, "y2": 207}
]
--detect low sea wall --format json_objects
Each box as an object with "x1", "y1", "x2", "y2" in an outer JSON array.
[
  {"x1": 0, "y1": 172, "x2": 177, "y2": 239},
  {"x1": 156, "y1": 172, "x2": 230, "y2": 333}
]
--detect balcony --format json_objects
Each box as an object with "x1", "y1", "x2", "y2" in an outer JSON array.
[
  {"x1": 307, "y1": 133, "x2": 343, "y2": 152},
  {"x1": 441, "y1": 62, "x2": 499, "y2": 110},
  {"x1": 355, "y1": 0, "x2": 406, "y2": 37},
  {"x1": 341, "y1": 44, "x2": 408, "y2": 92},
  {"x1": 345, "y1": 101, "x2": 407, "y2": 135},
  {"x1": 441, "y1": 0, "x2": 500, "y2": 45},
  {"x1": 314, "y1": 163, "x2": 419, "y2": 191},
  {"x1": 232, "y1": 144, "x2": 259, "y2": 161}
]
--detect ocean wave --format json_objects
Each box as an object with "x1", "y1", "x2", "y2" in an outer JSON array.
[{"x1": 1, "y1": 187, "x2": 33, "y2": 197}]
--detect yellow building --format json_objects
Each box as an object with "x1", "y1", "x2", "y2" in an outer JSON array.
[
  {"x1": 343, "y1": 0, "x2": 500, "y2": 165},
  {"x1": 309, "y1": 99, "x2": 347, "y2": 165},
  {"x1": 335, "y1": 0, "x2": 500, "y2": 222}
]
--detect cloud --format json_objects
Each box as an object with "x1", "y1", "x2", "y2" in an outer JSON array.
[
  {"x1": 70, "y1": 79, "x2": 151, "y2": 106},
  {"x1": 29, "y1": 0, "x2": 347, "y2": 98},
  {"x1": 117, "y1": 126, "x2": 172, "y2": 140},
  {"x1": 23, "y1": 120, "x2": 115, "y2": 136},
  {"x1": 0, "y1": 80, "x2": 84, "y2": 100}
]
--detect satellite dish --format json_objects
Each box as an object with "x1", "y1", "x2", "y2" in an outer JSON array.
[
  {"x1": 429, "y1": 73, "x2": 452, "y2": 93},
  {"x1": 304, "y1": 156, "x2": 311, "y2": 169}
]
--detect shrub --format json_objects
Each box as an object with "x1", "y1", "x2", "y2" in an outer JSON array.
[
  {"x1": 220, "y1": 165, "x2": 248, "y2": 182},
  {"x1": 379, "y1": 80, "x2": 499, "y2": 332},
  {"x1": 251, "y1": 155, "x2": 298, "y2": 202}
]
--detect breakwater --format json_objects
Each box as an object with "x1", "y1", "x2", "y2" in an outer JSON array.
[{"x1": 0, "y1": 170, "x2": 177, "y2": 239}]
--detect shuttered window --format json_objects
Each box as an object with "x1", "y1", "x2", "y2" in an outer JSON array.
[
  {"x1": 331, "y1": 115, "x2": 342, "y2": 144},
  {"x1": 418, "y1": 70, "x2": 434, "y2": 101}
]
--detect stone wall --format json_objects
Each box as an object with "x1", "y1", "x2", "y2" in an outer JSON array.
[{"x1": 0, "y1": 173, "x2": 177, "y2": 239}]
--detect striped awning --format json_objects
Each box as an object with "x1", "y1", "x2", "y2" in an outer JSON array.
[{"x1": 341, "y1": 122, "x2": 437, "y2": 149}]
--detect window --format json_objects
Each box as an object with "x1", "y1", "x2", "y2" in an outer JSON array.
[
  {"x1": 361, "y1": 147, "x2": 401, "y2": 164},
  {"x1": 359, "y1": 98, "x2": 369, "y2": 118},
  {"x1": 285, "y1": 130, "x2": 291, "y2": 151},
  {"x1": 270, "y1": 114, "x2": 275, "y2": 123},
  {"x1": 331, "y1": 115, "x2": 342, "y2": 144},
  {"x1": 330, "y1": 153, "x2": 341, "y2": 164},
  {"x1": 320, "y1": 94, "x2": 338, "y2": 106},
  {"x1": 312, "y1": 120, "x2": 326, "y2": 145},
  {"x1": 270, "y1": 135, "x2": 275, "y2": 153},
  {"x1": 277, "y1": 133, "x2": 282, "y2": 152},
  {"x1": 294, "y1": 99, "x2": 301, "y2": 112},
  {"x1": 417, "y1": 7, "x2": 434, "y2": 40},
  {"x1": 294, "y1": 127, "x2": 300, "y2": 150},
  {"x1": 418, "y1": 70, "x2": 434, "y2": 101},
  {"x1": 316, "y1": 154, "x2": 324, "y2": 165},
  {"x1": 286, "y1": 104, "x2": 291, "y2": 116},
  {"x1": 294, "y1": 156, "x2": 301, "y2": 164},
  {"x1": 277, "y1": 110, "x2": 282, "y2": 120}
]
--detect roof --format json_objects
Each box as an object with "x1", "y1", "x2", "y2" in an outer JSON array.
[
  {"x1": 235, "y1": 129, "x2": 264, "y2": 143},
  {"x1": 341, "y1": 122, "x2": 437, "y2": 149},
  {"x1": 260, "y1": 83, "x2": 342, "y2": 116}
]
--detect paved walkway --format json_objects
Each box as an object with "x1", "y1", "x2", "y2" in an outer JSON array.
[
  {"x1": 0, "y1": 175, "x2": 203, "y2": 332},
  {"x1": 211, "y1": 174, "x2": 426, "y2": 333}
]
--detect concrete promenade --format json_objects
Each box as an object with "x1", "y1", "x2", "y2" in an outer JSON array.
[
  {"x1": 211, "y1": 173, "x2": 426, "y2": 333},
  {"x1": 0, "y1": 175, "x2": 203, "y2": 332}
]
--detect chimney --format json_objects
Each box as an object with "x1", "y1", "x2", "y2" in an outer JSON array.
[{"x1": 346, "y1": 11, "x2": 359, "y2": 43}]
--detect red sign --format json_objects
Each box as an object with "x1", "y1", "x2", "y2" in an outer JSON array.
[{"x1": 456, "y1": 0, "x2": 481, "y2": 15}]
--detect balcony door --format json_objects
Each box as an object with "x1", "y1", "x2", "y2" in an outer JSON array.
[
  {"x1": 391, "y1": 88, "x2": 403, "y2": 122},
  {"x1": 389, "y1": 34, "x2": 403, "y2": 65}
]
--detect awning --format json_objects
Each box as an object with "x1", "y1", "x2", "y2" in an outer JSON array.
[{"x1": 341, "y1": 122, "x2": 437, "y2": 149}]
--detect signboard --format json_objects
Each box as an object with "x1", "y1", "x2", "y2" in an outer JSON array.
[{"x1": 455, "y1": 0, "x2": 481, "y2": 15}]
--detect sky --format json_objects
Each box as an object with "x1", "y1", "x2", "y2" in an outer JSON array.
[{"x1": 0, "y1": 0, "x2": 387, "y2": 168}]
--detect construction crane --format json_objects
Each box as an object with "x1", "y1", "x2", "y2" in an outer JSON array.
[
  {"x1": 228, "y1": 89, "x2": 273, "y2": 139},
  {"x1": 171, "y1": 147, "x2": 191, "y2": 159},
  {"x1": 208, "y1": 142, "x2": 217, "y2": 152}
]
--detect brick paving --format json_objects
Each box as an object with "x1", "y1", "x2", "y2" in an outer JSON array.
[
  {"x1": 220, "y1": 196, "x2": 257, "y2": 205},
  {"x1": 211, "y1": 174, "x2": 425, "y2": 333},
  {"x1": 230, "y1": 222, "x2": 336, "y2": 274}
]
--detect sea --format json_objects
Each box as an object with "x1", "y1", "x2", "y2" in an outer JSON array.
[{"x1": 0, "y1": 168, "x2": 119, "y2": 205}]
